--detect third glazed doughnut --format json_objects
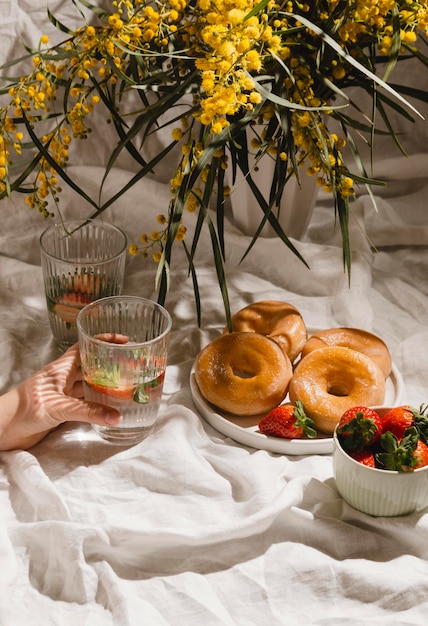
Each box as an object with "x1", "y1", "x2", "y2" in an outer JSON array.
[{"x1": 224, "y1": 300, "x2": 307, "y2": 363}]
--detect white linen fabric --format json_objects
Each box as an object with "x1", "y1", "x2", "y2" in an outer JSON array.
[{"x1": 1, "y1": 2, "x2": 428, "y2": 625}]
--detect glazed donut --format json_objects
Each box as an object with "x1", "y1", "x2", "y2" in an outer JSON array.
[
  {"x1": 195, "y1": 332, "x2": 292, "y2": 416},
  {"x1": 224, "y1": 300, "x2": 307, "y2": 363},
  {"x1": 301, "y1": 327, "x2": 392, "y2": 378},
  {"x1": 289, "y1": 346, "x2": 386, "y2": 433}
]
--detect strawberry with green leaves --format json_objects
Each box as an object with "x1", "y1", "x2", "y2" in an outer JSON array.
[
  {"x1": 411, "y1": 440, "x2": 428, "y2": 469},
  {"x1": 376, "y1": 426, "x2": 428, "y2": 471},
  {"x1": 258, "y1": 401, "x2": 317, "y2": 439},
  {"x1": 337, "y1": 406, "x2": 383, "y2": 451},
  {"x1": 381, "y1": 404, "x2": 428, "y2": 442},
  {"x1": 409, "y1": 404, "x2": 428, "y2": 445}
]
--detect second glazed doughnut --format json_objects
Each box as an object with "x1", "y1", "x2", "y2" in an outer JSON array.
[
  {"x1": 289, "y1": 346, "x2": 386, "y2": 433},
  {"x1": 195, "y1": 332, "x2": 293, "y2": 416},
  {"x1": 301, "y1": 327, "x2": 392, "y2": 378},
  {"x1": 224, "y1": 300, "x2": 307, "y2": 362}
]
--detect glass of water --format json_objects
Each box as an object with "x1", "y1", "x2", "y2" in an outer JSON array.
[
  {"x1": 77, "y1": 296, "x2": 172, "y2": 445},
  {"x1": 40, "y1": 219, "x2": 127, "y2": 350}
]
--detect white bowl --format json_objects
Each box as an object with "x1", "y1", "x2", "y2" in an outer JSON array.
[{"x1": 333, "y1": 407, "x2": 428, "y2": 517}]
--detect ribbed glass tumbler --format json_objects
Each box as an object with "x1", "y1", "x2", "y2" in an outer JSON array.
[
  {"x1": 77, "y1": 296, "x2": 172, "y2": 445},
  {"x1": 40, "y1": 220, "x2": 127, "y2": 350}
]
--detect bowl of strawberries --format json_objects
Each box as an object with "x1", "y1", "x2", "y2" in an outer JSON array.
[{"x1": 333, "y1": 404, "x2": 428, "y2": 517}]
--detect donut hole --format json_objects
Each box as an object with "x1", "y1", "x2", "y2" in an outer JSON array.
[
  {"x1": 233, "y1": 367, "x2": 255, "y2": 379},
  {"x1": 327, "y1": 381, "x2": 349, "y2": 397}
]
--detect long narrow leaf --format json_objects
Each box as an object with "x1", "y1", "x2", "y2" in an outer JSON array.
[
  {"x1": 285, "y1": 11, "x2": 423, "y2": 119},
  {"x1": 21, "y1": 112, "x2": 100, "y2": 211}
]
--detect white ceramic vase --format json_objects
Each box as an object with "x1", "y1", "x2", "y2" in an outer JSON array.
[{"x1": 226, "y1": 154, "x2": 318, "y2": 240}]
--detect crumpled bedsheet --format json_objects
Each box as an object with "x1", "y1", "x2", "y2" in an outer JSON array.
[{"x1": 1, "y1": 2, "x2": 428, "y2": 624}]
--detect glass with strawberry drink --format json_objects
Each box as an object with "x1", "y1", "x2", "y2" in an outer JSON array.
[
  {"x1": 77, "y1": 296, "x2": 172, "y2": 445},
  {"x1": 40, "y1": 220, "x2": 127, "y2": 350}
]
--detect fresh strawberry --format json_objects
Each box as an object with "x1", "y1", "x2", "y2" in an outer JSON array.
[
  {"x1": 410, "y1": 439, "x2": 428, "y2": 469},
  {"x1": 380, "y1": 405, "x2": 416, "y2": 440},
  {"x1": 337, "y1": 406, "x2": 383, "y2": 451},
  {"x1": 410, "y1": 404, "x2": 428, "y2": 445},
  {"x1": 348, "y1": 448, "x2": 376, "y2": 468},
  {"x1": 258, "y1": 401, "x2": 317, "y2": 439},
  {"x1": 375, "y1": 426, "x2": 428, "y2": 471}
]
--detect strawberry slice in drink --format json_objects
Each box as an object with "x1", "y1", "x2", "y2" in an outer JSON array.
[
  {"x1": 53, "y1": 292, "x2": 93, "y2": 325},
  {"x1": 83, "y1": 368, "x2": 165, "y2": 406},
  {"x1": 83, "y1": 374, "x2": 139, "y2": 411},
  {"x1": 84, "y1": 377, "x2": 136, "y2": 401}
]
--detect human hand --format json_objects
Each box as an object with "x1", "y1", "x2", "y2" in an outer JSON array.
[{"x1": 0, "y1": 344, "x2": 121, "y2": 451}]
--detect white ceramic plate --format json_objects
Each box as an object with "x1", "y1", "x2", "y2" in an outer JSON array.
[{"x1": 190, "y1": 363, "x2": 404, "y2": 456}]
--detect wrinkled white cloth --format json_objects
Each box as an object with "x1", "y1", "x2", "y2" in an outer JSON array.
[{"x1": 1, "y1": 2, "x2": 428, "y2": 625}]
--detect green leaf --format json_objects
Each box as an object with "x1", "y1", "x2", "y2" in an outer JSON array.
[
  {"x1": 21, "y1": 111, "x2": 100, "y2": 211},
  {"x1": 376, "y1": 427, "x2": 419, "y2": 471},
  {"x1": 284, "y1": 11, "x2": 423, "y2": 119},
  {"x1": 250, "y1": 74, "x2": 348, "y2": 112}
]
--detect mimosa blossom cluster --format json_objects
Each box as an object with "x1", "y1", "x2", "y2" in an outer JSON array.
[{"x1": 1, "y1": 0, "x2": 427, "y2": 262}]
